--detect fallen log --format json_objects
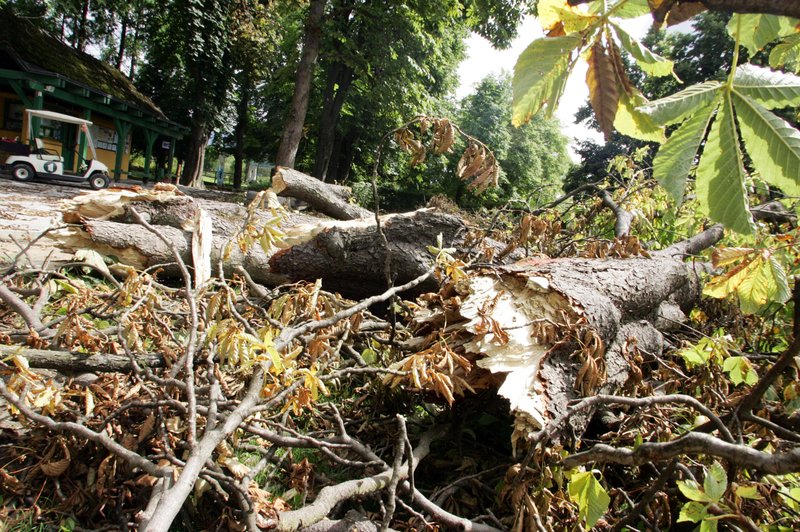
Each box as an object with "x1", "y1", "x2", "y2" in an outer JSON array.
[
  {"x1": 269, "y1": 209, "x2": 467, "y2": 297},
  {"x1": 0, "y1": 345, "x2": 164, "y2": 372},
  {"x1": 405, "y1": 252, "x2": 712, "y2": 445},
  {"x1": 50, "y1": 206, "x2": 465, "y2": 297},
  {"x1": 272, "y1": 166, "x2": 371, "y2": 220}
]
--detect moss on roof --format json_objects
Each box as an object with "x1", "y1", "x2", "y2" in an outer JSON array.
[{"x1": 0, "y1": 9, "x2": 166, "y2": 119}]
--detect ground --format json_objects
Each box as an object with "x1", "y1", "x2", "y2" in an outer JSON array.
[
  {"x1": 0, "y1": 175, "x2": 247, "y2": 267},
  {"x1": 0, "y1": 176, "x2": 83, "y2": 265}
]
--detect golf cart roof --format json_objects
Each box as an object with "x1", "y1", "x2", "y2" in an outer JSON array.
[{"x1": 26, "y1": 109, "x2": 93, "y2": 126}]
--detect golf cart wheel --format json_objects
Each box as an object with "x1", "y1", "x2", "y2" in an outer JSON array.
[
  {"x1": 89, "y1": 173, "x2": 110, "y2": 190},
  {"x1": 12, "y1": 163, "x2": 35, "y2": 182}
]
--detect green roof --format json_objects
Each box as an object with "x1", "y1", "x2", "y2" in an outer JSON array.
[{"x1": 0, "y1": 9, "x2": 166, "y2": 120}]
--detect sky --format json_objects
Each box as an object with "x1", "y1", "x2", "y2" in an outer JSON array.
[{"x1": 456, "y1": 15, "x2": 656, "y2": 158}]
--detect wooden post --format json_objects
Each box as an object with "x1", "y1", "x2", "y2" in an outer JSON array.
[
  {"x1": 167, "y1": 137, "x2": 176, "y2": 182},
  {"x1": 143, "y1": 129, "x2": 157, "y2": 182},
  {"x1": 113, "y1": 118, "x2": 131, "y2": 182}
]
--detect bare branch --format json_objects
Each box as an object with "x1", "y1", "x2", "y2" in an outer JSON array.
[
  {"x1": 562, "y1": 432, "x2": 800, "y2": 473},
  {"x1": 0, "y1": 282, "x2": 50, "y2": 334},
  {"x1": 0, "y1": 344, "x2": 165, "y2": 372}
]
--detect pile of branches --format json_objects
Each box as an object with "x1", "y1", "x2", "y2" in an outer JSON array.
[{"x1": 1, "y1": 168, "x2": 800, "y2": 531}]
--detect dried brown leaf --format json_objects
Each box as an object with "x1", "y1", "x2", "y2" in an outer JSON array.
[{"x1": 586, "y1": 41, "x2": 620, "y2": 141}]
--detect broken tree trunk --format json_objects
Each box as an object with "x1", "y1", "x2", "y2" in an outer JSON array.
[
  {"x1": 272, "y1": 166, "x2": 371, "y2": 220},
  {"x1": 410, "y1": 252, "x2": 712, "y2": 444},
  {"x1": 52, "y1": 206, "x2": 465, "y2": 297},
  {"x1": 269, "y1": 210, "x2": 466, "y2": 297}
]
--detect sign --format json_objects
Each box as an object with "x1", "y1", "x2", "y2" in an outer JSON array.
[
  {"x1": 91, "y1": 125, "x2": 120, "y2": 152},
  {"x1": 44, "y1": 161, "x2": 57, "y2": 173},
  {"x1": 162, "y1": 140, "x2": 171, "y2": 149}
]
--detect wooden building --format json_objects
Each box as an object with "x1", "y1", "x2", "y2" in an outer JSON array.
[{"x1": 0, "y1": 9, "x2": 187, "y2": 181}]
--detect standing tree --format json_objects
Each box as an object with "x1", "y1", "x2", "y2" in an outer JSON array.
[
  {"x1": 274, "y1": 0, "x2": 326, "y2": 170},
  {"x1": 228, "y1": 0, "x2": 280, "y2": 189},
  {"x1": 459, "y1": 73, "x2": 570, "y2": 205}
]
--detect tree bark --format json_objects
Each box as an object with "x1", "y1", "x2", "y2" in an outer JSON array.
[
  {"x1": 700, "y1": 0, "x2": 800, "y2": 18},
  {"x1": 233, "y1": 71, "x2": 250, "y2": 190},
  {"x1": 275, "y1": 0, "x2": 326, "y2": 169},
  {"x1": 129, "y1": 22, "x2": 139, "y2": 81},
  {"x1": 0, "y1": 345, "x2": 164, "y2": 372},
  {"x1": 116, "y1": 15, "x2": 128, "y2": 70},
  {"x1": 181, "y1": 123, "x2": 208, "y2": 188},
  {"x1": 51, "y1": 209, "x2": 463, "y2": 299},
  {"x1": 433, "y1": 254, "x2": 714, "y2": 441},
  {"x1": 76, "y1": 0, "x2": 90, "y2": 51},
  {"x1": 567, "y1": 0, "x2": 800, "y2": 18},
  {"x1": 272, "y1": 166, "x2": 370, "y2": 220},
  {"x1": 269, "y1": 210, "x2": 467, "y2": 298},
  {"x1": 312, "y1": 63, "x2": 354, "y2": 181}
]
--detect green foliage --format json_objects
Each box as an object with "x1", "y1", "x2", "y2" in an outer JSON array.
[
  {"x1": 727, "y1": 13, "x2": 799, "y2": 58},
  {"x1": 458, "y1": 73, "x2": 570, "y2": 207},
  {"x1": 567, "y1": 470, "x2": 610, "y2": 529},
  {"x1": 651, "y1": 102, "x2": 715, "y2": 202},
  {"x1": 704, "y1": 246, "x2": 791, "y2": 314},
  {"x1": 677, "y1": 462, "x2": 731, "y2": 532},
  {"x1": 512, "y1": 34, "x2": 581, "y2": 126},
  {"x1": 678, "y1": 331, "x2": 735, "y2": 369},
  {"x1": 610, "y1": 22, "x2": 673, "y2": 77},
  {"x1": 515, "y1": 3, "x2": 800, "y2": 234}
]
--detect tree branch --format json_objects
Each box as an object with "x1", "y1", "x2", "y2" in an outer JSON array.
[
  {"x1": 562, "y1": 432, "x2": 800, "y2": 474},
  {"x1": 567, "y1": 0, "x2": 800, "y2": 19},
  {"x1": 276, "y1": 424, "x2": 446, "y2": 531},
  {"x1": 0, "y1": 282, "x2": 50, "y2": 334},
  {"x1": 0, "y1": 344, "x2": 165, "y2": 372}
]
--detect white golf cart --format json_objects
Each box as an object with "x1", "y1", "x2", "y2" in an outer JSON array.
[{"x1": 4, "y1": 109, "x2": 110, "y2": 190}]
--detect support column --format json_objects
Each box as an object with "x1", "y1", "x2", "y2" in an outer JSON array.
[
  {"x1": 113, "y1": 118, "x2": 131, "y2": 182},
  {"x1": 77, "y1": 109, "x2": 91, "y2": 170},
  {"x1": 8, "y1": 81, "x2": 33, "y2": 108},
  {"x1": 143, "y1": 129, "x2": 157, "y2": 183},
  {"x1": 167, "y1": 137, "x2": 176, "y2": 182}
]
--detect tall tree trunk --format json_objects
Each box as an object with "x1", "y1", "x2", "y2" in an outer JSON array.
[
  {"x1": 312, "y1": 62, "x2": 353, "y2": 181},
  {"x1": 327, "y1": 129, "x2": 356, "y2": 184},
  {"x1": 233, "y1": 71, "x2": 250, "y2": 191},
  {"x1": 181, "y1": 126, "x2": 208, "y2": 188},
  {"x1": 274, "y1": 0, "x2": 326, "y2": 169},
  {"x1": 128, "y1": 23, "x2": 140, "y2": 81},
  {"x1": 116, "y1": 15, "x2": 128, "y2": 70},
  {"x1": 181, "y1": 78, "x2": 208, "y2": 190},
  {"x1": 77, "y1": 0, "x2": 90, "y2": 52}
]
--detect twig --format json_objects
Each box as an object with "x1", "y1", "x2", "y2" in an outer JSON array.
[
  {"x1": 613, "y1": 459, "x2": 677, "y2": 531},
  {"x1": 380, "y1": 415, "x2": 408, "y2": 531},
  {"x1": 276, "y1": 424, "x2": 448, "y2": 531},
  {"x1": 0, "y1": 282, "x2": 50, "y2": 334}
]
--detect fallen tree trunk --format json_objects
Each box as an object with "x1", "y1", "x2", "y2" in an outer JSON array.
[
  {"x1": 50, "y1": 208, "x2": 465, "y2": 297},
  {"x1": 269, "y1": 210, "x2": 466, "y2": 297},
  {"x1": 272, "y1": 166, "x2": 371, "y2": 220},
  {"x1": 408, "y1": 252, "x2": 713, "y2": 443}
]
